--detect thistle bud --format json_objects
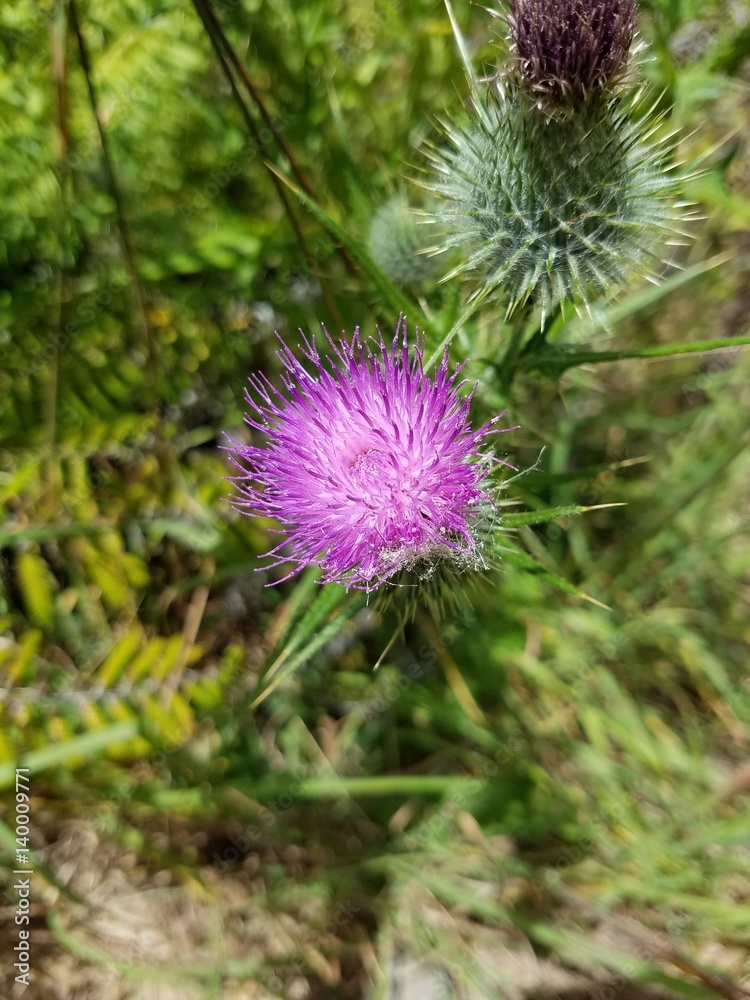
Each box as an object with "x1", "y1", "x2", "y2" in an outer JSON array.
[
  {"x1": 431, "y1": 82, "x2": 683, "y2": 314},
  {"x1": 507, "y1": 0, "x2": 637, "y2": 110},
  {"x1": 367, "y1": 195, "x2": 443, "y2": 291},
  {"x1": 429, "y1": 1, "x2": 688, "y2": 316}
]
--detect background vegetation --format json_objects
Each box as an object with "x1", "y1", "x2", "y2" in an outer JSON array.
[{"x1": 1, "y1": 0, "x2": 749, "y2": 997}]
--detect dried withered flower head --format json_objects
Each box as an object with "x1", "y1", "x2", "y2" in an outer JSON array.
[{"x1": 507, "y1": 0, "x2": 637, "y2": 108}]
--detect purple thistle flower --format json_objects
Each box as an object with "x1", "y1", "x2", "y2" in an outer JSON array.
[
  {"x1": 227, "y1": 320, "x2": 513, "y2": 593},
  {"x1": 506, "y1": 0, "x2": 637, "y2": 108}
]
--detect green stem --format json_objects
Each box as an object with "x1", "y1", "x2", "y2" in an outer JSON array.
[
  {"x1": 498, "y1": 302, "x2": 535, "y2": 390},
  {"x1": 528, "y1": 332, "x2": 750, "y2": 379}
]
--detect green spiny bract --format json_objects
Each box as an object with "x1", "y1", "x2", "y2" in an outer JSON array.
[
  {"x1": 429, "y1": 79, "x2": 684, "y2": 316},
  {"x1": 366, "y1": 194, "x2": 444, "y2": 291},
  {"x1": 374, "y1": 495, "x2": 502, "y2": 624}
]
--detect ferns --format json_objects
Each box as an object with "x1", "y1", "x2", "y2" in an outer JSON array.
[
  {"x1": 0, "y1": 348, "x2": 241, "y2": 781},
  {"x1": 0, "y1": 621, "x2": 243, "y2": 783},
  {"x1": 15, "y1": 550, "x2": 56, "y2": 631}
]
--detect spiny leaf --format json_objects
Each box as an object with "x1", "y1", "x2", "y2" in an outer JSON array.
[
  {"x1": 497, "y1": 542, "x2": 609, "y2": 608},
  {"x1": 525, "y1": 330, "x2": 750, "y2": 379},
  {"x1": 251, "y1": 591, "x2": 367, "y2": 707},
  {"x1": 502, "y1": 503, "x2": 625, "y2": 529},
  {"x1": 263, "y1": 581, "x2": 350, "y2": 685}
]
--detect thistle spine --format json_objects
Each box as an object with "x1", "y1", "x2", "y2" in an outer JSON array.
[{"x1": 430, "y1": 1, "x2": 689, "y2": 316}]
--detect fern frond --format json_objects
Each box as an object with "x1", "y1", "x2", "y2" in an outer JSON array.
[{"x1": 16, "y1": 550, "x2": 57, "y2": 631}]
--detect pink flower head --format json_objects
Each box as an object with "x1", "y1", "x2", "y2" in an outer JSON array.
[{"x1": 227, "y1": 319, "x2": 512, "y2": 592}]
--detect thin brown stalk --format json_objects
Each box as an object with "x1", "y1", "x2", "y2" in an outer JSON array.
[
  {"x1": 196, "y1": 0, "x2": 315, "y2": 200},
  {"x1": 68, "y1": 0, "x2": 159, "y2": 405},
  {"x1": 192, "y1": 0, "x2": 357, "y2": 280},
  {"x1": 191, "y1": 0, "x2": 344, "y2": 325},
  {"x1": 46, "y1": 3, "x2": 68, "y2": 505}
]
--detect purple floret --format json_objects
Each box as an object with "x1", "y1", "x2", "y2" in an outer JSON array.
[
  {"x1": 507, "y1": 0, "x2": 637, "y2": 105},
  {"x1": 227, "y1": 319, "x2": 512, "y2": 592}
]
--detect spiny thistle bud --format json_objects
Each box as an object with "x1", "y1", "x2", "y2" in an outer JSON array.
[
  {"x1": 507, "y1": 0, "x2": 637, "y2": 110},
  {"x1": 226, "y1": 319, "x2": 514, "y2": 598},
  {"x1": 366, "y1": 195, "x2": 443, "y2": 291},
  {"x1": 430, "y1": 79, "x2": 683, "y2": 314}
]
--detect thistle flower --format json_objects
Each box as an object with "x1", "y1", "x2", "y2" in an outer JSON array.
[
  {"x1": 227, "y1": 320, "x2": 511, "y2": 594},
  {"x1": 427, "y1": 0, "x2": 691, "y2": 316},
  {"x1": 506, "y1": 0, "x2": 637, "y2": 110},
  {"x1": 430, "y1": 80, "x2": 683, "y2": 314},
  {"x1": 366, "y1": 194, "x2": 443, "y2": 291}
]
